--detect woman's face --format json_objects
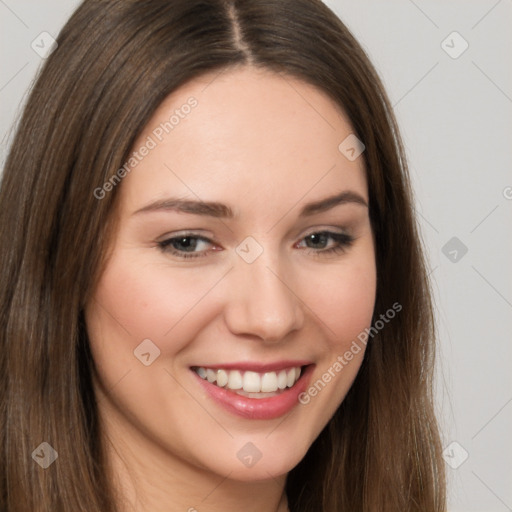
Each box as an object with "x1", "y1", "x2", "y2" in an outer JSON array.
[{"x1": 85, "y1": 66, "x2": 376, "y2": 483}]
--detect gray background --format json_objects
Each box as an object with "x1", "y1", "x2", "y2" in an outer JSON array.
[{"x1": 1, "y1": 1, "x2": 511, "y2": 510}]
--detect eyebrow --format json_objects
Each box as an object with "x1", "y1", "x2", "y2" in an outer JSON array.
[{"x1": 133, "y1": 190, "x2": 368, "y2": 218}]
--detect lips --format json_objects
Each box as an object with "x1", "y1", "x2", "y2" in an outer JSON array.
[{"x1": 191, "y1": 362, "x2": 314, "y2": 419}]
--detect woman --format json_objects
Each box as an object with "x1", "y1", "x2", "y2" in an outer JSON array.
[{"x1": 0, "y1": 0, "x2": 446, "y2": 510}]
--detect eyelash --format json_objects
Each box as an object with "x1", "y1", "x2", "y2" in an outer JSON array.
[{"x1": 157, "y1": 230, "x2": 355, "y2": 260}]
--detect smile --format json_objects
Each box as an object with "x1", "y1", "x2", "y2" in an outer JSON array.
[
  {"x1": 191, "y1": 362, "x2": 314, "y2": 420},
  {"x1": 193, "y1": 366, "x2": 302, "y2": 397}
]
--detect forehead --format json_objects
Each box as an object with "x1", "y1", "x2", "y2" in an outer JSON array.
[{"x1": 120, "y1": 66, "x2": 367, "y2": 216}]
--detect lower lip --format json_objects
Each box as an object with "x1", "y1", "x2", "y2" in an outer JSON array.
[{"x1": 192, "y1": 365, "x2": 314, "y2": 420}]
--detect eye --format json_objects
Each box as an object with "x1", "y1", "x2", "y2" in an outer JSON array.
[
  {"x1": 296, "y1": 231, "x2": 354, "y2": 255},
  {"x1": 157, "y1": 234, "x2": 215, "y2": 259},
  {"x1": 157, "y1": 230, "x2": 354, "y2": 261}
]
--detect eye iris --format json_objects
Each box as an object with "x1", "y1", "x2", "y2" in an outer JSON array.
[
  {"x1": 307, "y1": 233, "x2": 328, "y2": 248},
  {"x1": 173, "y1": 237, "x2": 198, "y2": 252}
]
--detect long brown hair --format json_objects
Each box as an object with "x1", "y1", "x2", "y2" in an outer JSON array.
[{"x1": 0, "y1": 0, "x2": 445, "y2": 510}]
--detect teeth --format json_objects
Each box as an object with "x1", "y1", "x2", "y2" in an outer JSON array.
[
  {"x1": 228, "y1": 370, "x2": 243, "y2": 390},
  {"x1": 194, "y1": 366, "x2": 303, "y2": 394},
  {"x1": 216, "y1": 369, "x2": 228, "y2": 387},
  {"x1": 286, "y1": 368, "x2": 296, "y2": 387},
  {"x1": 277, "y1": 370, "x2": 287, "y2": 390},
  {"x1": 261, "y1": 371, "x2": 278, "y2": 392},
  {"x1": 243, "y1": 371, "x2": 261, "y2": 392}
]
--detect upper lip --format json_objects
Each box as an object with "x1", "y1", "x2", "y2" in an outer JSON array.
[{"x1": 191, "y1": 360, "x2": 313, "y2": 373}]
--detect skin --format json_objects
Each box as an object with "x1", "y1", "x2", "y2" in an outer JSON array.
[{"x1": 85, "y1": 66, "x2": 377, "y2": 512}]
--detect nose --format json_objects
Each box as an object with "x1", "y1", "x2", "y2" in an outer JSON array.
[{"x1": 223, "y1": 254, "x2": 304, "y2": 343}]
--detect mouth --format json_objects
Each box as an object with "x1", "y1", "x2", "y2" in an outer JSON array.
[
  {"x1": 193, "y1": 365, "x2": 302, "y2": 398},
  {"x1": 190, "y1": 362, "x2": 314, "y2": 419}
]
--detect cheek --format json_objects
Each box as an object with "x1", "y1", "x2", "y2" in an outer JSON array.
[
  {"x1": 302, "y1": 247, "x2": 376, "y2": 384},
  {"x1": 303, "y1": 253, "x2": 377, "y2": 349},
  {"x1": 84, "y1": 258, "x2": 222, "y2": 410},
  {"x1": 85, "y1": 252, "x2": 226, "y2": 356},
  {"x1": 332, "y1": 267, "x2": 376, "y2": 341}
]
